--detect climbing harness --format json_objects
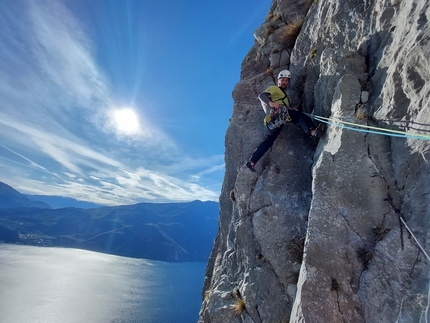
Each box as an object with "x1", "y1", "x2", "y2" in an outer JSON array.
[
  {"x1": 304, "y1": 113, "x2": 430, "y2": 141},
  {"x1": 264, "y1": 106, "x2": 292, "y2": 131}
]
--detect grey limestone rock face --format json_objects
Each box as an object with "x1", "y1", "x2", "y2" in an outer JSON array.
[{"x1": 199, "y1": 0, "x2": 430, "y2": 322}]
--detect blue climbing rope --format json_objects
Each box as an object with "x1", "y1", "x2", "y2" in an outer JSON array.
[
  {"x1": 304, "y1": 113, "x2": 430, "y2": 141},
  {"x1": 304, "y1": 112, "x2": 430, "y2": 261}
]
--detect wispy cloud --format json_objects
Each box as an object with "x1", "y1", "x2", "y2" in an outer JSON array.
[{"x1": 0, "y1": 0, "x2": 222, "y2": 205}]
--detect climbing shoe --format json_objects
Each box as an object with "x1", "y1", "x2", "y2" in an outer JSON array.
[
  {"x1": 311, "y1": 123, "x2": 325, "y2": 139},
  {"x1": 246, "y1": 161, "x2": 256, "y2": 172}
]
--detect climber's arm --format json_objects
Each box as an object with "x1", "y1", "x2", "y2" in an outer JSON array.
[{"x1": 258, "y1": 92, "x2": 280, "y2": 111}]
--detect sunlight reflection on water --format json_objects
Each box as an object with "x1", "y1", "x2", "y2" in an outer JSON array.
[{"x1": 0, "y1": 244, "x2": 206, "y2": 323}]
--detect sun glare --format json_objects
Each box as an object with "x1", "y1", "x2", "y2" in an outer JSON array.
[{"x1": 114, "y1": 109, "x2": 139, "y2": 134}]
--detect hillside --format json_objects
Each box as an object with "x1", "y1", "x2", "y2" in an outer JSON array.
[
  {"x1": 25, "y1": 194, "x2": 102, "y2": 209},
  {"x1": 0, "y1": 182, "x2": 51, "y2": 209},
  {"x1": 199, "y1": 0, "x2": 430, "y2": 322},
  {"x1": 0, "y1": 185, "x2": 219, "y2": 262}
]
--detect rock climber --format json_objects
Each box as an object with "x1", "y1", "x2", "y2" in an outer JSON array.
[{"x1": 246, "y1": 69, "x2": 324, "y2": 172}]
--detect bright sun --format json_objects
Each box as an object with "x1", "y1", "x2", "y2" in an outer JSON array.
[{"x1": 114, "y1": 109, "x2": 139, "y2": 134}]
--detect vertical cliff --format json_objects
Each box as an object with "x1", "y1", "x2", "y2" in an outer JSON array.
[{"x1": 199, "y1": 0, "x2": 430, "y2": 322}]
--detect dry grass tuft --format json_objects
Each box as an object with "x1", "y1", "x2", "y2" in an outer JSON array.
[
  {"x1": 356, "y1": 245, "x2": 374, "y2": 269},
  {"x1": 265, "y1": 23, "x2": 277, "y2": 37},
  {"x1": 371, "y1": 227, "x2": 391, "y2": 243},
  {"x1": 281, "y1": 18, "x2": 304, "y2": 48},
  {"x1": 229, "y1": 189, "x2": 236, "y2": 202},
  {"x1": 287, "y1": 236, "x2": 306, "y2": 263},
  {"x1": 355, "y1": 106, "x2": 369, "y2": 120},
  {"x1": 272, "y1": 13, "x2": 281, "y2": 21},
  {"x1": 308, "y1": 47, "x2": 317, "y2": 59},
  {"x1": 265, "y1": 12, "x2": 274, "y2": 22},
  {"x1": 232, "y1": 297, "x2": 246, "y2": 315},
  {"x1": 266, "y1": 12, "x2": 281, "y2": 22},
  {"x1": 231, "y1": 288, "x2": 246, "y2": 315},
  {"x1": 204, "y1": 287, "x2": 213, "y2": 302},
  {"x1": 256, "y1": 253, "x2": 265, "y2": 261},
  {"x1": 356, "y1": 226, "x2": 390, "y2": 269},
  {"x1": 331, "y1": 278, "x2": 340, "y2": 291}
]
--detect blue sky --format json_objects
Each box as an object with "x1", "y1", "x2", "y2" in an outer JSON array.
[{"x1": 0, "y1": 0, "x2": 270, "y2": 205}]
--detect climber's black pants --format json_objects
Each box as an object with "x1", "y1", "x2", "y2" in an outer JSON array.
[
  {"x1": 249, "y1": 110, "x2": 315, "y2": 165},
  {"x1": 288, "y1": 109, "x2": 315, "y2": 135},
  {"x1": 249, "y1": 126, "x2": 282, "y2": 164}
]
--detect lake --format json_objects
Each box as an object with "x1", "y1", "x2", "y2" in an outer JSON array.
[{"x1": 0, "y1": 244, "x2": 207, "y2": 323}]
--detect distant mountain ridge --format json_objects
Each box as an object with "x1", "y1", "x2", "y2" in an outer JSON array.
[
  {"x1": 0, "y1": 182, "x2": 51, "y2": 209},
  {"x1": 25, "y1": 194, "x2": 102, "y2": 209},
  {"x1": 0, "y1": 182, "x2": 219, "y2": 262}
]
